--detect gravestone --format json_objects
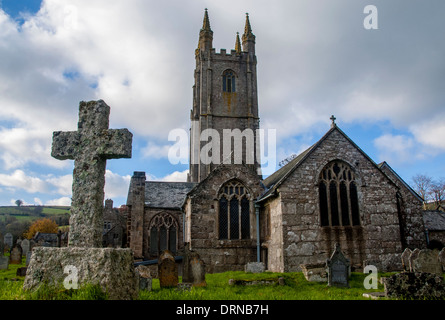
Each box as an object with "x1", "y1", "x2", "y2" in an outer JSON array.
[
  {"x1": 10, "y1": 244, "x2": 22, "y2": 264},
  {"x1": 21, "y1": 239, "x2": 30, "y2": 257},
  {"x1": 190, "y1": 256, "x2": 207, "y2": 287},
  {"x1": 26, "y1": 251, "x2": 32, "y2": 266},
  {"x1": 16, "y1": 267, "x2": 27, "y2": 277},
  {"x1": 4, "y1": 233, "x2": 13, "y2": 250},
  {"x1": 326, "y1": 243, "x2": 350, "y2": 287},
  {"x1": 383, "y1": 272, "x2": 445, "y2": 299},
  {"x1": 401, "y1": 248, "x2": 412, "y2": 271},
  {"x1": 412, "y1": 249, "x2": 442, "y2": 275},
  {"x1": 245, "y1": 262, "x2": 265, "y2": 273},
  {"x1": 23, "y1": 100, "x2": 137, "y2": 300},
  {"x1": 158, "y1": 250, "x2": 178, "y2": 288},
  {"x1": 300, "y1": 263, "x2": 327, "y2": 282},
  {"x1": 439, "y1": 248, "x2": 445, "y2": 272},
  {"x1": 0, "y1": 256, "x2": 8, "y2": 270},
  {"x1": 0, "y1": 239, "x2": 4, "y2": 255},
  {"x1": 135, "y1": 265, "x2": 152, "y2": 291},
  {"x1": 408, "y1": 248, "x2": 420, "y2": 272}
]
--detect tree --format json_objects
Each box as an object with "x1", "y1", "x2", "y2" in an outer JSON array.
[
  {"x1": 412, "y1": 174, "x2": 432, "y2": 209},
  {"x1": 430, "y1": 178, "x2": 445, "y2": 210},
  {"x1": 23, "y1": 218, "x2": 59, "y2": 239},
  {"x1": 15, "y1": 199, "x2": 23, "y2": 207}
]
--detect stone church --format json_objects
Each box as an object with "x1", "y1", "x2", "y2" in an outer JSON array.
[{"x1": 125, "y1": 10, "x2": 426, "y2": 273}]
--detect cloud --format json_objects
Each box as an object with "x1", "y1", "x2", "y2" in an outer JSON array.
[
  {"x1": 104, "y1": 170, "x2": 131, "y2": 199},
  {"x1": 410, "y1": 117, "x2": 445, "y2": 151},
  {"x1": 160, "y1": 170, "x2": 189, "y2": 182},
  {"x1": 0, "y1": 170, "x2": 49, "y2": 193},
  {"x1": 45, "y1": 196, "x2": 71, "y2": 206},
  {"x1": 373, "y1": 134, "x2": 427, "y2": 165}
]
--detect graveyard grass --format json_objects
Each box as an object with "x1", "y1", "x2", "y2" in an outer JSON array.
[{"x1": 2, "y1": 255, "x2": 444, "y2": 300}]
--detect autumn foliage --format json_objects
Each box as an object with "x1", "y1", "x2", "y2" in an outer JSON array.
[{"x1": 24, "y1": 218, "x2": 59, "y2": 239}]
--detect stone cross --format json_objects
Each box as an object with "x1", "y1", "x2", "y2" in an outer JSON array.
[{"x1": 52, "y1": 100, "x2": 132, "y2": 247}]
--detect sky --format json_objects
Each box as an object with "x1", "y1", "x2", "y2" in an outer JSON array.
[{"x1": 0, "y1": 0, "x2": 444, "y2": 207}]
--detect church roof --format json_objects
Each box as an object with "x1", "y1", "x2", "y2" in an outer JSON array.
[
  {"x1": 423, "y1": 210, "x2": 445, "y2": 231},
  {"x1": 257, "y1": 124, "x2": 396, "y2": 202},
  {"x1": 145, "y1": 181, "x2": 197, "y2": 209}
]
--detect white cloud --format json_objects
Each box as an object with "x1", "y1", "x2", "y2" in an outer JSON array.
[
  {"x1": 0, "y1": 170, "x2": 49, "y2": 193},
  {"x1": 104, "y1": 170, "x2": 131, "y2": 199},
  {"x1": 410, "y1": 117, "x2": 445, "y2": 151},
  {"x1": 160, "y1": 170, "x2": 189, "y2": 182},
  {"x1": 45, "y1": 196, "x2": 72, "y2": 206},
  {"x1": 46, "y1": 174, "x2": 73, "y2": 195},
  {"x1": 373, "y1": 134, "x2": 420, "y2": 165}
]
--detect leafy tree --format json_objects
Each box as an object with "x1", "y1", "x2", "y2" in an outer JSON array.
[
  {"x1": 24, "y1": 218, "x2": 59, "y2": 239},
  {"x1": 15, "y1": 199, "x2": 24, "y2": 207}
]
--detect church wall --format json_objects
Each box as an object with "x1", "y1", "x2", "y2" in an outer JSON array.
[
  {"x1": 268, "y1": 129, "x2": 405, "y2": 272},
  {"x1": 262, "y1": 194, "x2": 285, "y2": 272},
  {"x1": 186, "y1": 165, "x2": 263, "y2": 273}
]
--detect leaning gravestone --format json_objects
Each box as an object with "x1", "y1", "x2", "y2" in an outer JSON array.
[
  {"x1": 158, "y1": 250, "x2": 178, "y2": 288},
  {"x1": 408, "y1": 248, "x2": 420, "y2": 272},
  {"x1": 21, "y1": 239, "x2": 30, "y2": 257},
  {"x1": 412, "y1": 249, "x2": 442, "y2": 275},
  {"x1": 0, "y1": 256, "x2": 8, "y2": 270},
  {"x1": 4, "y1": 233, "x2": 13, "y2": 250},
  {"x1": 190, "y1": 256, "x2": 207, "y2": 287},
  {"x1": 327, "y1": 243, "x2": 350, "y2": 288},
  {"x1": 10, "y1": 244, "x2": 22, "y2": 264},
  {"x1": 401, "y1": 248, "x2": 412, "y2": 271},
  {"x1": 23, "y1": 100, "x2": 137, "y2": 300}
]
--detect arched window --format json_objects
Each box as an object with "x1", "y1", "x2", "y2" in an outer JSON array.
[
  {"x1": 223, "y1": 70, "x2": 236, "y2": 93},
  {"x1": 319, "y1": 160, "x2": 360, "y2": 227},
  {"x1": 218, "y1": 180, "x2": 250, "y2": 240},
  {"x1": 149, "y1": 212, "x2": 178, "y2": 256}
]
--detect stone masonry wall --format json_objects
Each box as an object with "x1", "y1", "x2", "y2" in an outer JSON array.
[
  {"x1": 185, "y1": 164, "x2": 263, "y2": 273},
  {"x1": 266, "y1": 129, "x2": 406, "y2": 272}
]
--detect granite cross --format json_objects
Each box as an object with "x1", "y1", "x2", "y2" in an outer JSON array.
[{"x1": 52, "y1": 100, "x2": 132, "y2": 247}]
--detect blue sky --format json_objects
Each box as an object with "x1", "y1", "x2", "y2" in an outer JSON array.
[{"x1": 0, "y1": 0, "x2": 444, "y2": 207}]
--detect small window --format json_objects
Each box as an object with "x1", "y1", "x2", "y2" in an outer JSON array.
[{"x1": 223, "y1": 70, "x2": 236, "y2": 93}]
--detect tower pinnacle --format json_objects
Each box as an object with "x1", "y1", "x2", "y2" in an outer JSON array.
[
  {"x1": 235, "y1": 32, "x2": 241, "y2": 53},
  {"x1": 197, "y1": 8, "x2": 213, "y2": 53},
  {"x1": 242, "y1": 13, "x2": 255, "y2": 53}
]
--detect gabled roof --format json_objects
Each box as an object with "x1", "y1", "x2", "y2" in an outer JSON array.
[
  {"x1": 257, "y1": 124, "x2": 396, "y2": 202},
  {"x1": 423, "y1": 210, "x2": 445, "y2": 231},
  {"x1": 378, "y1": 161, "x2": 424, "y2": 202},
  {"x1": 145, "y1": 181, "x2": 197, "y2": 209}
]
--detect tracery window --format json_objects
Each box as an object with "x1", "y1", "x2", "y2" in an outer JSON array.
[
  {"x1": 218, "y1": 180, "x2": 250, "y2": 240},
  {"x1": 149, "y1": 212, "x2": 178, "y2": 256},
  {"x1": 319, "y1": 160, "x2": 360, "y2": 227},
  {"x1": 223, "y1": 70, "x2": 236, "y2": 93}
]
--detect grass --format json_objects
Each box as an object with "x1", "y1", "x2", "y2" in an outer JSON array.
[{"x1": 1, "y1": 257, "x2": 443, "y2": 300}]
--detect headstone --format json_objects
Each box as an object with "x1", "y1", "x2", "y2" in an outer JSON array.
[
  {"x1": 0, "y1": 256, "x2": 9, "y2": 270},
  {"x1": 408, "y1": 248, "x2": 420, "y2": 272},
  {"x1": 326, "y1": 243, "x2": 350, "y2": 287},
  {"x1": 300, "y1": 263, "x2": 327, "y2": 282},
  {"x1": 23, "y1": 100, "x2": 137, "y2": 300},
  {"x1": 383, "y1": 272, "x2": 445, "y2": 299},
  {"x1": 158, "y1": 250, "x2": 178, "y2": 288},
  {"x1": 135, "y1": 265, "x2": 152, "y2": 291},
  {"x1": 0, "y1": 239, "x2": 4, "y2": 255},
  {"x1": 412, "y1": 249, "x2": 442, "y2": 275},
  {"x1": 4, "y1": 233, "x2": 13, "y2": 250},
  {"x1": 9, "y1": 244, "x2": 22, "y2": 264},
  {"x1": 21, "y1": 239, "x2": 30, "y2": 257},
  {"x1": 16, "y1": 267, "x2": 27, "y2": 277},
  {"x1": 401, "y1": 248, "x2": 412, "y2": 271},
  {"x1": 26, "y1": 251, "x2": 32, "y2": 266},
  {"x1": 245, "y1": 262, "x2": 265, "y2": 273},
  {"x1": 439, "y1": 248, "x2": 445, "y2": 272},
  {"x1": 190, "y1": 256, "x2": 207, "y2": 287}
]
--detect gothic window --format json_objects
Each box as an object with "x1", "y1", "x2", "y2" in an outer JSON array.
[
  {"x1": 319, "y1": 160, "x2": 360, "y2": 227},
  {"x1": 218, "y1": 180, "x2": 250, "y2": 240},
  {"x1": 149, "y1": 212, "x2": 178, "y2": 256},
  {"x1": 223, "y1": 70, "x2": 236, "y2": 93}
]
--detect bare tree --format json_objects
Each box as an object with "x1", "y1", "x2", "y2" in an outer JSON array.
[
  {"x1": 279, "y1": 154, "x2": 297, "y2": 168},
  {"x1": 429, "y1": 178, "x2": 445, "y2": 210},
  {"x1": 412, "y1": 174, "x2": 432, "y2": 209}
]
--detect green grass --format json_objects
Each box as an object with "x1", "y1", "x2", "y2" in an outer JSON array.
[{"x1": 1, "y1": 258, "x2": 442, "y2": 300}]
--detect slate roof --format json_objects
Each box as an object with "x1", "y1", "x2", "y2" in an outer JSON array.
[
  {"x1": 145, "y1": 181, "x2": 197, "y2": 209},
  {"x1": 423, "y1": 210, "x2": 445, "y2": 231}
]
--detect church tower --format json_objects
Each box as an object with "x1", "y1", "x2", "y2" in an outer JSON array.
[{"x1": 188, "y1": 10, "x2": 261, "y2": 183}]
